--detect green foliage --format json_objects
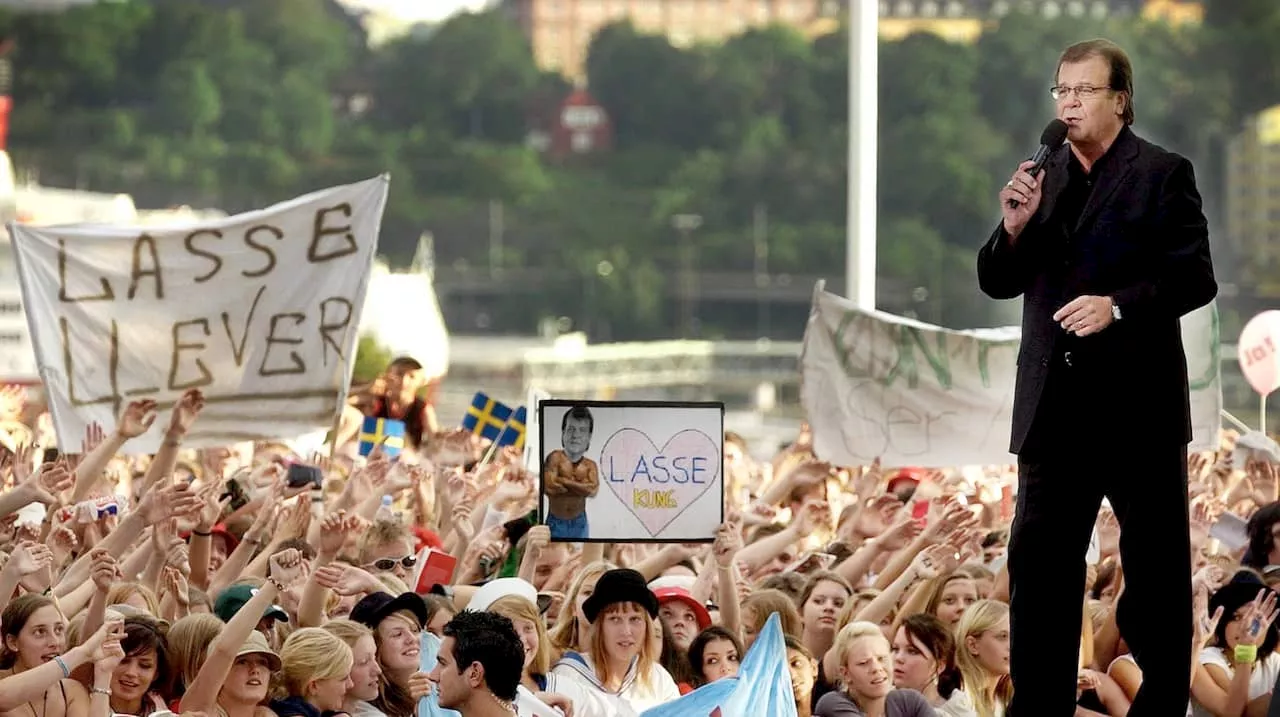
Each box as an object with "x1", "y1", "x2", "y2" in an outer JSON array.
[
  {"x1": 352, "y1": 334, "x2": 394, "y2": 385},
  {"x1": 3, "y1": 2, "x2": 1271, "y2": 338}
]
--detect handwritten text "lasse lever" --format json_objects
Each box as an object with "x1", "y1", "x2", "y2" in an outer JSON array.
[{"x1": 56, "y1": 204, "x2": 362, "y2": 411}]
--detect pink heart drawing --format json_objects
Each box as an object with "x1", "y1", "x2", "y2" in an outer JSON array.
[{"x1": 599, "y1": 428, "x2": 721, "y2": 537}]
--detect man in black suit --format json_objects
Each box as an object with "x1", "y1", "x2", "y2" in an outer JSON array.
[{"x1": 977, "y1": 39, "x2": 1216, "y2": 717}]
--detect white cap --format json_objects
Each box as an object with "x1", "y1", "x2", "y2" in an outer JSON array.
[
  {"x1": 467, "y1": 578, "x2": 539, "y2": 613},
  {"x1": 647, "y1": 575, "x2": 697, "y2": 593}
]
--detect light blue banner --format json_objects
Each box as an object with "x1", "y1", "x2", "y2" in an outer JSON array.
[
  {"x1": 640, "y1": 613, "x2": 797, "y2": 717},
  {"x1": 417, "y1": 631, "x2": 462, "y2": 717}
]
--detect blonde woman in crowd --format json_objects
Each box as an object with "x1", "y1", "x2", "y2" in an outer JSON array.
[
  {"x1": 951, "y1": 600, "x2": 1013, "y2": 717},
  {"x1": 269, "y1": 629, "x2": 355, "y2": 717},
  {"x1": 548, "y1": 561, "x2": 617, "y2": 655},
  {"x1": 322, "y1": 619, "x2": 385, "y2": 717},
  {"x1": 814, "y1": 621, "x2": 934, "y2": 717},
  {"x1": 741, "y1": 589, "x2": 803, "y2": 649}
]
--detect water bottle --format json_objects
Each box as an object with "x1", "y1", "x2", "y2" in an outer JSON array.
[{"x1": 376, "y1": 495, "x2": 396, "y2": 523}]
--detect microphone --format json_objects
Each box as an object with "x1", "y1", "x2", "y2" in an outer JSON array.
[{"x1": 1007, "y1": 118, "x2": 1069, "y2": 209}]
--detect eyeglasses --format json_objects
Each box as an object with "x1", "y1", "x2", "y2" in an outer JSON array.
[
  {"x1": 1050, "y1": 85, "x2": 1113, "y2": 101},
  {"x1": 368, "y1": 555, "x2": 418, "y2": 572}
]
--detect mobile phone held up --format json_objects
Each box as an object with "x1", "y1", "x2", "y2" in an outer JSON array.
[{"x1": 286, "y1": 463, "x2": 324, "y2": 490}]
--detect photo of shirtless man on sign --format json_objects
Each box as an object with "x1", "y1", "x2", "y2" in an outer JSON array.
[{"x1": 542, "y1": 405, "x2": 599, "y2": 540}]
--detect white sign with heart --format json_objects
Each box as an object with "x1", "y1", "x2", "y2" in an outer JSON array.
[{"x1": 538, "y1": 400, "x2": 725, "y2": 543}]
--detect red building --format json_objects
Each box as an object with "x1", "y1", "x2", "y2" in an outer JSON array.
[{"x1": 546, "y1": 88, "x2": 612, "y2": 159}]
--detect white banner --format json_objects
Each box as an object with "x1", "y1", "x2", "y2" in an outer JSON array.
[
  {"x1": 11, "y1": 176, "x2": 389, "y2": 453},
  {"x1": 801, "y1": 284, "x2": 1221, "y2": 467}
]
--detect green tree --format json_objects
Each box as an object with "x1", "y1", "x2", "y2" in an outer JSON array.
[{"x1": 352, "y1": 334, "x2": 394, "y2": 384}]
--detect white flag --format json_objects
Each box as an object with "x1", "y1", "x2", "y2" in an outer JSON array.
[
  {"x1": 801, "y1": 284, "x2": 1220, "y2": 467},
  {"x1": 11, "y1": 176, "x2": 389, "y2": 453}
]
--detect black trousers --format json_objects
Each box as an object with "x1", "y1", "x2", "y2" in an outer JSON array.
[{"x1": 1008, "y1": 374, "x2": 1192, "y2": 716}]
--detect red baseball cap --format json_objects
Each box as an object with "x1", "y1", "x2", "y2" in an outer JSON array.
[
  {"x1": 653, "y1": 587, "x2": 711, "y2": 630},
  {"x1": 887, "y1": 468, "x2": 926, "y2": 495},
  {"x1": 183, "y1": 523, "x2": 239, "y2": 553}
]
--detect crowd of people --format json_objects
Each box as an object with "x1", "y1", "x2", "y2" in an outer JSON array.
[{"x1": 0, "y1": 364, "x2": 1276, "y2": 717}]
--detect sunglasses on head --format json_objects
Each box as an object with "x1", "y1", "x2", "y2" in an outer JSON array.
[{"x1": 369, "y1": 555, "x2": 418, "y2": 572}]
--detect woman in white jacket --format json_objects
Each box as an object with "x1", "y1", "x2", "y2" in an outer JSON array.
[{"x1": 550, "y1": 569, "x2": 681, "y2": 717}]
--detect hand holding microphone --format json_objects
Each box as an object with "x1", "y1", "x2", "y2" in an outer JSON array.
[{"x1": 1000, "y1": 119, "x2": 1068, "y2": 239}]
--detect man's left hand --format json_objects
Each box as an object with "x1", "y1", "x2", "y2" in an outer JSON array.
[{"x1": 1053, "y1": 295, "x2": 1115, "y2": 337}]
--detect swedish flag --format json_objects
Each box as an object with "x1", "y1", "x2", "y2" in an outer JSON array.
[
  {"x1": 461, "y1": 392, "x2": 513, "y2": 442},
  {"x1": 359, "y1": 417, "x2": 405, "y2": 458},
  {"x1": 495, "y1": 406, "x2": 527, "y2": 450}
]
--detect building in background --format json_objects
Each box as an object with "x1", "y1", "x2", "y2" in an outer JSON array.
[
  {"x1": 1225, "y1": 104, "x2": 1280, "y2": 298},
  {"x1": 504, "y1": 0, "x2": 1201, "y2": 78}
]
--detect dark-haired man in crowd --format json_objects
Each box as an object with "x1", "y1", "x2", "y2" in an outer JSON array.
[{"x1": 428, "y1": 611, "x2": 524, "y2": 716}]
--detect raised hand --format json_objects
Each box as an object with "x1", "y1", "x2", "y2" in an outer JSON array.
[
  {"x1": 1096, "y1": 509, "x2": 1121, "y2": 557},
  {"x1": 313, "y1": 563, "x2": 378, "y2": 596},
  {"x1": 852, "y1": 457, "x2": 884, "y2": 500},
  {"x1": 90, "y1": 548, "x2": 121, "y2": 592},
  {"x1": 1193, "y1": 582, "x2": 1225, "y2": 649},
  {"x1": 80, "y1": 422, "x2": 107, "y2": 455},
  {"x1": 451, "y1": 504, "x2": 475, "y2": 543},
  {"x1": 162, "y1": 566, "x2": 191, "y2": 607},
  {"x1": 874, "y1": 513, "x2": 925, "y2": 552},
  {"x1": 90, "y1": 621, "x2": 127, "y2": 674},
  {"x1": 317, "y1": 511, "x2": 358, "y2": 557},
  {"x1": 712, "y1": 520, "x2": 744, "y2": 569},
  {"x1": 1192, "y1": 564, "x2": 1228, "y2": 594},
  {"x1": 1189, "y1": 498, "x2": 1215, "y2": 551},
  {"x1": 5, "y1": 541, "x2": 53, "y2": 577},
  {"x1": 164, "y1": 537, "x2": 192, "y2": 577},
  {"x1": 192, "y1": 483, "x2": 223, "y2": 528},
  {"x1": 25, "y1": 462, "x2": 74, "y2": 505},
  {"x1": 912, "y1": 544, "x2": 957, "y2": 580},
  {"x1": 408, "y1": 671, "x2": 433, "y2": 701},
  {"x1": 167, "y1": 389, "x2": 206, "y2": 438},
  {"x1": 278, "y1": 498, "x2": 311, "y2": 541},
  {"x1": 493, "y1": 469, "x2": 535, "y2": 505},
  {"x1": 269, "y1": 548, "x2": 309, "y2": 588},
  {"x1": 1248, "y1": 459, "x2": 1279, "y2": 505},
  {"x1": 523, "y1": 524, "x2": 551, "y2": 559},
  {"x1": 138, "y1": 482, "x2": 203, "y2": 525},
  {"x1": 116, "y1": 399, "x2": 159, "y2": 440},
  {"x1": 795, "y1": 500, "x2": 831, "y2": 535},
  {"x1": 1238, "y1": 589, "x2": 1280, "y2": 647},
  {"x1": 46, "y1": 525, "x2": 79, "y2": 565}
]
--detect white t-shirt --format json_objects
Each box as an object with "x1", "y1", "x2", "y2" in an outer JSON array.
[
  {"x1": 549, "y1": 654, "x2": 681, "y2": 717},
  {"x1": 1190, "y1": 647, "x2": 1280, "y2": 717},
  {"x1": 935, "y1": 689, "x2": 979, "y2": 717}
]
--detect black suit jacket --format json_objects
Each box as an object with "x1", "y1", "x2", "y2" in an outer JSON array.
[{"x1": 977, "y1": 126, "x2": 1217, "y2": 455}]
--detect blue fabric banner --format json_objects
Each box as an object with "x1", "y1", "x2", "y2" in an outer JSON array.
[{"x1": 640, "y1": 613, "x2": 797, "y2": 717}]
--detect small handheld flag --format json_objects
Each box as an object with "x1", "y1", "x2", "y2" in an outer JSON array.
[
  {"x1": 496, "y1": 406, "x2": 527, "y2": 449},
  {"x1": 359, "y1": 417, "x2": 406, "y2": 458},
  {"x1": 461, "y1": 392, "x2": 513, "y2": 442}
]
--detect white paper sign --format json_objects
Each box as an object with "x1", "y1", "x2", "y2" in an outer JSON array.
[
  {"x1": 539, "y1": 400, "x2": 724, "y2": 543},
  {"x1": 801, "y1": 285, "x2": 1221, "y2": 467},
  {"x1": 11, "y1": 176, "x2": 389, "y2": 454}
]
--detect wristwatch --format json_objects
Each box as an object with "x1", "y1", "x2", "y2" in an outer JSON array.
[{"x1": 1110, "y1": 299, "x2": 1122, "y2": 321}]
